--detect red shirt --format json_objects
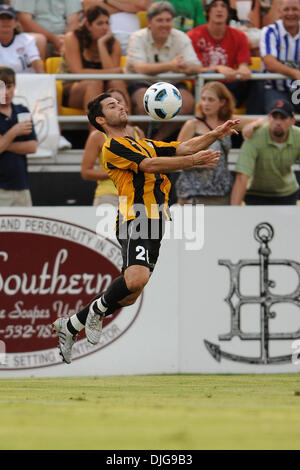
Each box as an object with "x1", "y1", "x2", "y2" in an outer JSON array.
[{"x1": 187, "y1": 25, "x2": 250, "y2": 69}]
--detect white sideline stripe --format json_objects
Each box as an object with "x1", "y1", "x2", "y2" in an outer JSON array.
[
  {"x1": 0, "y1": 399, "x2": 299, "y2": 409},
  {"x1": 0, "y1": 400, "x2": 77, "y2": 406}
]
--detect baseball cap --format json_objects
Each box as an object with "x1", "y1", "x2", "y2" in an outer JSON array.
[
  {"x1": 269, "y1": 99, "x2": 294, "y2": 118},
  {"x1": 0, "y1": 5, "x2": 17, "y2": 19}
]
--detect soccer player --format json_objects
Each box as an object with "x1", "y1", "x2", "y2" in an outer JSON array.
[{"x1": 53, "y1": 92, "x2": 239, "y2": 363}]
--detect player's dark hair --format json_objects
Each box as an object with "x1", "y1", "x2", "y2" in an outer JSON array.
[{"x1": 87, "y1": 93, "x2": 112, "y2": 132}]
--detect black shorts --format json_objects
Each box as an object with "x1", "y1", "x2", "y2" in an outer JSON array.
[{"x1": 117, "y1": 219, "x2": 165, "y2": 274}]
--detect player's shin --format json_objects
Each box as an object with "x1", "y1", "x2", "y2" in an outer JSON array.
[{"x1": 85, "y1": 276, "x2": 133, "y2": 345}]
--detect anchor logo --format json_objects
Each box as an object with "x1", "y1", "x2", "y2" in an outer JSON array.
[{"x1": 204, "y1": 222, "x2": 300, "y2": 364}]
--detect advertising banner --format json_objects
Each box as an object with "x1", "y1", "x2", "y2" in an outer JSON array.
[
  {"x1": 0, "y1": 206, "x2": 300, "y2": 376},
  {"x1": 14, "y1": 74, "x2": 60, "y2": 157}
]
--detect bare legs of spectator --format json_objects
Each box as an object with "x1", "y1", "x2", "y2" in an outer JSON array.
[{"x1": 67, "y1": 80, "x2": 104, "y2": 132}]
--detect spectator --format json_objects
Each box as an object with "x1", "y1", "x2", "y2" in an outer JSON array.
[
  {"x1": 226, "y1": 0, "x2": 254, "y2": 24},
  {"x1": 83, "y1": 0, "x2": 153, "y2": 55},
  {"x1": 249, "y1": 0, "x2": 280, "y2": 28},
  {"x1": 81, "y1": 88, "x2": 145, "y2": 207},
  {"x1": 176, "y1": 81, "x2": 264, "y2": 204},
  {"x1": 126, "y1": 1, "x2": 203, "y2": 140},
  {"x1": 204, "y1": 0, "x2": 269, "y2": 26},
  {"x1": 58, "y1": 5, "x2": 129, "y2": 125},
  {"x1": 155, "y1": 0, "x2": 206, "y2": 32},
  {"x1": 260, "y1": 0, "x2": 300, "y2": 113},
  {"x1": 0, "y1": 4, "x2": 44, "y2": 73},
  {"x1": 11, "y1": 0, "x2": 82, "y2": 61},
  {"x1": 0, "y1": 5, "x2": 72, "y2": 150},
  {"x1": 0, "y1": 66, "x2": 38, "y2": 206},
  {"x1": 231, "y1": 99, "x2": 300, "y2": 205},
  {"x1": 188, "y1": 0, "x2": 264, "y2": 113}
]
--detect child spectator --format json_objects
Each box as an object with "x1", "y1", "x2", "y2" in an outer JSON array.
[{"x1": 0, "y1": 66, "x2": 37, "y2": 206}]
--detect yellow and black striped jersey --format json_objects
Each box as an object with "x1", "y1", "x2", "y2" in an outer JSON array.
[{"x1": 102, "y1": 136, "x2": 180, "y2": 224}]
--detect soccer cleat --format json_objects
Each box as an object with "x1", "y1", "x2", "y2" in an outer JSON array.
[
  {"x1": 85, "y1": 300, "x2": 103, "y2": 345},
  {"x1": 53, "y1": 318, "x2": 76, "y2": 364}
]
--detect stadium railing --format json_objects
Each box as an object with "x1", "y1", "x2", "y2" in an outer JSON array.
[
  {"x1": 27, "y1": 71, "x2": 300, "y2": 168},
  {"x1": 52, "y1": 71, "x2": 300, "y2": 124}
]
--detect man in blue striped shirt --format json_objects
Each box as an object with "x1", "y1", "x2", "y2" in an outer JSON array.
[{"x1": 260, "y1": 0, "x2": 300, "y2": 112}]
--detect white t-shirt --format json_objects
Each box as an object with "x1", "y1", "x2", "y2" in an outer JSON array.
[
  {"x1": 126, "y1": 27, "x2": 201, "y2": 73},
  {"x1": 110, "y1": 12, "x2": 140, "y2": 34},
  {"x1": 0, "y1": 33, "x2": 40, "y2": 73},
  {"x1": 110, "y1": 12, "x2": 140, "y2": 56}
]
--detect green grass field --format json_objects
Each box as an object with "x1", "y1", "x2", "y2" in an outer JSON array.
[{"x1": 1, "y1": 374, "x2": 300, "y2": 450}]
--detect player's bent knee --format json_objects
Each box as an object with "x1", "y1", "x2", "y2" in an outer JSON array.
[
  {"x1": 124, "y1": 267, "x2": 150, "y2": 293},
  {"x1": 126, "y1": 277, "x2": 148, "y2": 292}
]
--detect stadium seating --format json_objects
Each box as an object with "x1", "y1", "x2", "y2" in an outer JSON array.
[
  {"x1": 250, "y1": 56, "x2": 262, "y2": 72},
  {"x1": 45, "y1": 57, "x2": 85, "y2": 116},
  {"x1": 137, "y1": 11, "x2": 147, "y2": 28},
  {"x1": 46, "y1": 56, "x2": 129, "y2": 115},
  {"x1": 120, "y1": 56, "x2": 127, "y2": 68}
]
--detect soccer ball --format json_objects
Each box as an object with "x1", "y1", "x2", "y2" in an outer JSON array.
[{"x1": 143, "y1": 82, "x2": 182, "y2": 121}]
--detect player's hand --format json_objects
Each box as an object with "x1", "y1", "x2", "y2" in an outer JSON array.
[
  {"x1": 13, "y1": 120, "x2": 32, "y2": 136},
  {"x1": 192, "y1": 149, "x2": 220, "y2": 169},
  {"x1": 213, "y1": 119, "x2": 240, "y2": 138}
]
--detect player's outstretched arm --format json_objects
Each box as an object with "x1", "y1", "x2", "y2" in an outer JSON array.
[
  {"x1": 139, "y1": 149, "x2": 220, "y2": 174},
  {"x1": 176, "y1": 119, "x2": 240, "y2": 156}
]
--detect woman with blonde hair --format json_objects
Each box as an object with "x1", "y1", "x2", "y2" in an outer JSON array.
[{"x1": 176, "y1": 81, "x2": 264, "y2": 205}]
